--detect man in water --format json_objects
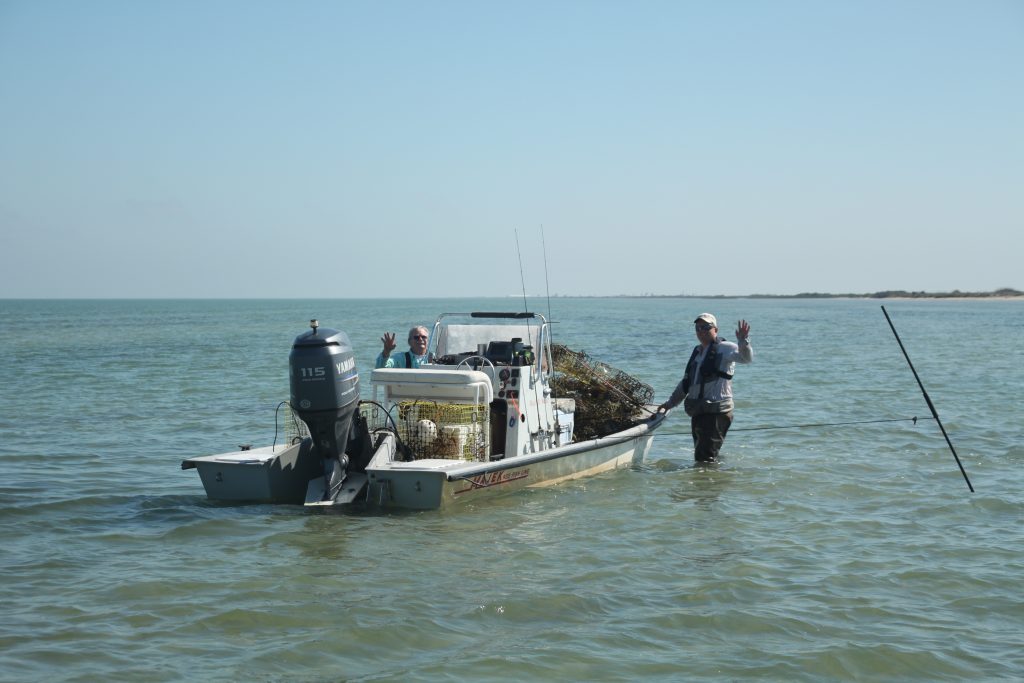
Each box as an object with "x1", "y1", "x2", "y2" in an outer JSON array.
[
  {"x1": 376, "y1": 326, "x2": 432, "y2": 368},
  {"x1": 659, "y1": 313, "x2": 753, "y2": 461}
]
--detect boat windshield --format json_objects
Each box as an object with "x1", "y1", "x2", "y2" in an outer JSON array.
[
  {"x1": 428, "y1": 313, "x2": 551, "y2": 376},
  {"x1": 433, "y1": 323, "x2": 540, "y2": 357}
]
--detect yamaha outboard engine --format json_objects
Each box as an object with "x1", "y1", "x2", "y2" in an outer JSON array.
[{"x1": 289, "y1": 319, "x2": 360, "y2": 502}]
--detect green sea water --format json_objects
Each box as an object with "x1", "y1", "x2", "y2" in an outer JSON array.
[{"x1": 1, "y1": 297, "x2": 1021, "y2": 682}]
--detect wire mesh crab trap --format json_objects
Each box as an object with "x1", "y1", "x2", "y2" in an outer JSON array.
[
  {"x1": 550, "y1": 344, "x2": 654, "y2": 441},
  {"x1": 283, "y1": 402, "x2": 311, "y2": 445},
  {"x1": 393, "y1": 400, "x2": 490, "y2": 461}
]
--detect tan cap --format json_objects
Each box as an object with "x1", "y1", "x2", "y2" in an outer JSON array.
[{"x1": 694, "y1": 313, "x2": 717, "y2": 327}]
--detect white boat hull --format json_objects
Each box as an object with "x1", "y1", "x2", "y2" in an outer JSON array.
[
  {"x1": 182, "y1": 413, "x2": 664, "y2": 510},
  {"x1": 364, "y1": 414, "x2": 663, "y2": 510}
]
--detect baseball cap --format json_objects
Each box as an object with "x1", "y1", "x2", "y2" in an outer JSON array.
[{"x1": 694, "y1": 313, "x2": 717, "y2": 327}]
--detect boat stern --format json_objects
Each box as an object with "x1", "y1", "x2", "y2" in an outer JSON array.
[{"x1": 181, "y1": 440, "x2": 319, "y2": 504}]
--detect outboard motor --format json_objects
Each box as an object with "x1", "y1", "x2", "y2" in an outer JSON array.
[{"x1": 289, "y1": 319, "x2": 360, "y2": 502}]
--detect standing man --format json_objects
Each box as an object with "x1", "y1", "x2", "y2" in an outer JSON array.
[
  {"x1": 376, "y1": 326, "x2": 432, "y2": 368},
  {"x1": 659, "y1": 313, "x2": 753, "y2": 462}
]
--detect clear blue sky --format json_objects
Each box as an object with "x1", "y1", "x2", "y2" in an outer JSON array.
[{"x1": 1, "y1": 1, "x2": 1021, "y2": 298}]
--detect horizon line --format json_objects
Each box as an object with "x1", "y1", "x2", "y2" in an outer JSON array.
[{"x1": 1, "y1": 288, "x2": 1021, "y2": 302}]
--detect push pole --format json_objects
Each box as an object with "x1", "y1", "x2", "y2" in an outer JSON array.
[{"x1": 881, "y1": 306, "x2": 974, "y2": 492}]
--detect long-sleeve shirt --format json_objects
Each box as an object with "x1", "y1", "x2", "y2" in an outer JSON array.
[
  {"x1": 375, "y1": 350, "x2": 430, "y2": 369},
  {"x1": 665, "y1": 338, "x2": 753, "y2": 410}
]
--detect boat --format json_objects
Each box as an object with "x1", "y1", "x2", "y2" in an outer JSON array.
[{"x1": 182, "y1": 311, "x2": 666, "y2": 510}]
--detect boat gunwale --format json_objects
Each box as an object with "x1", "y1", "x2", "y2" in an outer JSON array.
[
  {"x1": 448, "y1": 412, "x2": 664, "y2": 478},
  {"x1": 368, "y1": 411, "x2": 665, "y2": 481}
]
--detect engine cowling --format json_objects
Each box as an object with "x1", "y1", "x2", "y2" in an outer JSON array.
[{"x1": 288, "y1": 320, "x2": 360, "y2": 467}]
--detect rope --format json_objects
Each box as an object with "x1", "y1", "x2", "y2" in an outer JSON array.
[
  {"x1": 657, "y1": 415, "x2": 932, "y2": 436},
  {"x1": 272, "y1": 400, "x2": 288, "y2": 449}
]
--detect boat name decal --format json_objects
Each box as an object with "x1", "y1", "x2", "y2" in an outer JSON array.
[{"x1": 455, "y1": 468, "x2": 530, "y2": 494}]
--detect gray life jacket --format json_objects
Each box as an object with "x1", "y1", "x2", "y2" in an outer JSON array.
[{"x1": 681, "y1": 341, "x2": 734, "y2": 398}]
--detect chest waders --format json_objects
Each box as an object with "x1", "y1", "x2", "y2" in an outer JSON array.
[{"x1": 685, "y1": 341, "x2": 736, "y2": 461}]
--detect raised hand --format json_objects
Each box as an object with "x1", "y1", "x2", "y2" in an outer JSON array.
[
  {"x1": 735, "y1": 319, "x2": 750, "y2": 342},
  {"x1": 380, "y1": 331, "x2": 397, "y2": 357}
]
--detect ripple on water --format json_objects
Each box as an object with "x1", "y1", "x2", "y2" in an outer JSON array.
[{"x1": 3, "y1": 299, "x2": 1024, "y2": 682}]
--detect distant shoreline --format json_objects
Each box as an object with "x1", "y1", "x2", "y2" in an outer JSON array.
[
  {"x1": 2, "y1": 289, "x2": 1021, "y2": 301},
  {"x1": 589, "y1": 288, "x2": 1024, "y2": 300}
]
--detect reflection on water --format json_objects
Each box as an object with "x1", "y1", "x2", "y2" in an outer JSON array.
[{"x1": 666, "y1": 461, "x2": 731, "y2": 511}]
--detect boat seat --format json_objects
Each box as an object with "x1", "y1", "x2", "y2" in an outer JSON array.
[{"x1": 371, "y1": 368, "x2": 494, "y2": 405}]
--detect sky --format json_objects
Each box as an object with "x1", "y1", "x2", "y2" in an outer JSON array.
[{"x1": 1, "y1": 0, "x2": 1021, "y2": 298}]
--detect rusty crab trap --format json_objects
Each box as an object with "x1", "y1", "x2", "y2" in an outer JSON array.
[
  {"x1": 393, "y1": 400, "x2": 490, "y2": 461},
  {"x1": 550, "y1": 344, "x2": 655, "y2": 441}
]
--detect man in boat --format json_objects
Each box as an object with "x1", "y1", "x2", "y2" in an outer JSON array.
[
  {"x1": 658, "y1": 313, "x2": 752, "y2": 462},
  {"x1": 376, "y1": 326, "x2": 433, "y2": 368}
]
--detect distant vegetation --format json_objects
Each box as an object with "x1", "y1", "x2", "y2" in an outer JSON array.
[
  {"x1": 749, "y1": 288, "x2": 1024, "y2": 299},
  {"x1": 610, "y1": 288, "x2": 1023, "y2": 299}
]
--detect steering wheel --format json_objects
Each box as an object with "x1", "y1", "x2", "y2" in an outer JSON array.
[{"x1": 456, "y1": 355, "x2": 496, "y2": 373}]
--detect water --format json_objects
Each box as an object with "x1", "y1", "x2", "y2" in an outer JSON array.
[{"x1": 1, "y1": 297, "x2": 1022, "y2": 682}]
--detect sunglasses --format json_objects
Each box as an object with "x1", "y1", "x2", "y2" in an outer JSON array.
[
  {"x1": 695, "y1": 323, "x2": 713, "y2": 332},
  {"x1": 411, "y1": 335, "x2": 428, "y2": 340}
]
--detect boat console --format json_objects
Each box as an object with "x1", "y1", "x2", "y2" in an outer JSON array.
[{"x1": 369, "y1": 312, "x2": 568, "y2": 463}]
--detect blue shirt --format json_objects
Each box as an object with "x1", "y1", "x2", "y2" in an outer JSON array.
[{"x1": 375, "y1": 350, "x2": 429, "y2": 369}]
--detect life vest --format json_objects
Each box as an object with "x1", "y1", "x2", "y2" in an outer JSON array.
[
  {"x1": 681, "y1": 341, "x2": 734, "y2": 397},
  {"x1": 401, "y1": 351, "x2": 432, "y2": 368}
]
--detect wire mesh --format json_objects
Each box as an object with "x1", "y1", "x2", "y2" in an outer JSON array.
[
  {"x1": 359, "y1": 401, "x2": 393, "y2": 432},
  {"x1": 550, "y1": 344, "x2": 654, "y2": 441},
  {"x1": 283, "y1": 402, "x2": 311, "y2": 445},
  {"x1": 395, "y1": 400, "x2": 490, "y2": 461}
]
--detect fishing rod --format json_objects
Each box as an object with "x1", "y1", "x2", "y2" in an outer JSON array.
[
  {"x1": 514, "y1": 228, "x2": 530, "y2": 319},
  {"x1": 539, "y1": 224, "x2": 558, "y2": 379},
  {"x1": 541, "y1": 224, "x2": 553, "y2": 328},
  {"x1": 538, "y1": 226, "x2": 576, "y2": 446},
  {"x1": 513, "y1": 228, "x2": 544, "y2": 434},
  {"x1": 513, "y1": 227, "x2": 537, "y2": 359},
  {"x1": 881, "y1": 305, "x2": 974, "y2": 492},
  {"x1": 657, "y1": 414, "x2": 932, "y2": 437}
]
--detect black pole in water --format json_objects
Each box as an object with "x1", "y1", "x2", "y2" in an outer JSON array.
[{"x1": 881, "y1": 306, "x2": 974, "y2": 492}]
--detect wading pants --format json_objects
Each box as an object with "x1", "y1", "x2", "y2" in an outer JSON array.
[{"x1": 691, "y1": 411, "x2": 734, "y2": 462}]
